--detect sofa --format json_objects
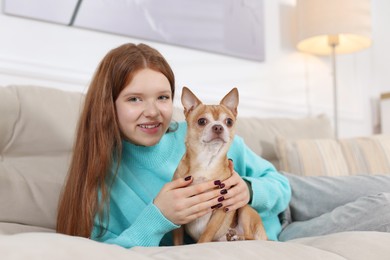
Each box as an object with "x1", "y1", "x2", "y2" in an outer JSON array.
[{"x1": 1, "y1": 85, "x2": 390, "y2": 259}]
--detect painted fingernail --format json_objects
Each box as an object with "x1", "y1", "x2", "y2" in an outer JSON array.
[
  {"x1": 184, "y1": 176, "x2": 192, "y2": 181},
  {"x1": 218, "y1": 196, "x2": 225, "y2": 202},
  {"x1": 219, "y1": 183, "x2": 225, "y2": 189},
  {"x1": 220, "y1": 189, "x2": 227, "y2": 195},
  {"x1": 228, "y1": 158, "x2": 233, "y2": 162},
  {"x1": 214, "y1": 180, "x2": 221, "y2": 186},
  {"x1": 224, "y1": 207, "x2": 229, "y2": 212},
  {"x1": 211, "y1": 203, "x2": 223, "y2": 209}
]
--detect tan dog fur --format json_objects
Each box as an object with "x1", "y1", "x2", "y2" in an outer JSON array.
[{"x1": 172, "y1": 87, "x2": 267, "y2": 244}]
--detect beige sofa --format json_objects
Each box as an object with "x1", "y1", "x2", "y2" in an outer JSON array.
[{"x1": 1, "y1": 85, "x2": 390, "y2": 259}]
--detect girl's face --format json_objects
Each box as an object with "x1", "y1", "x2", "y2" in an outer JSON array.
[{"x1": 115, "y1": 68, "x2": 173, "y2": 146}]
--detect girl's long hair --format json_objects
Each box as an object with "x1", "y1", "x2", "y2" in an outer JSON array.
[{"x1": 56, "y1": 43, "x2": 175, "y2": 237}]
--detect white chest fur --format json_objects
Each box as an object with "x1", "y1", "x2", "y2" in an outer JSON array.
[{"x1": 185, "y1": 212, "x2": 212, "y2": 240}]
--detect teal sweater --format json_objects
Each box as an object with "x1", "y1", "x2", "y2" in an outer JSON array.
[{"x1": 91, "y1": 122, "x2": 291, "y2": 248}]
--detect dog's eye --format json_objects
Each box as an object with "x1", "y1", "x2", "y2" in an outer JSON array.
[
  {"x1": 198, "y1": 118, "x2": 207, "y2": 126},
  {"x1": 226, "y1": 118, "x2": 234, "y2": 127}
]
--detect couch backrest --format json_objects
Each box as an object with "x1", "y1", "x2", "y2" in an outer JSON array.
[
  {"x1": 235, "y1": 115, "x2": 334, "y2": 167},
  {"x1": 0, "y1": 85, "x2": 84, "y2": 231}
]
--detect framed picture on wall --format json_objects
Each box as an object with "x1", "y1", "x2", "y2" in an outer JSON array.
[{"x1": 2, "y1": 0, "x2": 265, "y2": 61}]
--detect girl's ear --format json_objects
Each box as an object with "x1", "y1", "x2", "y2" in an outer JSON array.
[
  {"x1": 220, "y1": 88, "x2": 239, "y2": 117},
  {"x1": 181, "y1": 86, "x2": 202, "y2": 116}
]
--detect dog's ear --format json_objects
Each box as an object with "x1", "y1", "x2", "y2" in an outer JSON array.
[
  {"x1": 220, "y1": 88, "x2": 239, "y2": 117},
  {"x1": 181, "y1": 86, "x2": 202, "y2": 115}
]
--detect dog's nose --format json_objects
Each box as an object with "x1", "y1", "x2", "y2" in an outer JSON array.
[{"x1": 212, "y1": 124, "x2": 223, "y2": 134}]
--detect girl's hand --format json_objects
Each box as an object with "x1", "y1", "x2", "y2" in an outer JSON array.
[
  {"x1": 153, "y1": 177, "x2": 224, "y2": 225},
  {"x1": 220, "y1": 160, "x2": 251, "y2": 212}
]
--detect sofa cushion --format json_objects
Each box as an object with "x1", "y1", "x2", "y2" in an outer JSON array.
[
  {"x1": 276, "y1": 137, "x2": 349, "y2": 176},
  {"x1": 0, "y1": 222, "x2": 55, "y2": 235},
  {"x1": 340, "y1": 135, "x2": 390, "y2": 175},
  {"x1": 0, "y1": 85, "x2": 84, "y2": 230},
  {"x1": 275, "y1": 135, "x2": 390, "y2": 176},
  {"x1": 3, "y1": 231, "x2": 390, "y2": 259}
]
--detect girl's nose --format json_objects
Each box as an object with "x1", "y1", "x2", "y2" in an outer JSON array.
[{"x1": 143, "y1": 102, "x2": 159, "y2": 117}]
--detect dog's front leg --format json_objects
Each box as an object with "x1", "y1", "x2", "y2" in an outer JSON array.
[
  {"x1": 172, "y1": 226, "x2": 185, "y2": 245},
  {"x1": 198, "y1": 210, "x2": 232, "y2": 243},
  {"x1": 238, "y1": 206, "x2": 267, "y2": 240}
]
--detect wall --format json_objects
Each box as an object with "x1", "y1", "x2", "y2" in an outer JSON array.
[{"x1": 0, "y1": 0, "x2": 389, "y2": 138}]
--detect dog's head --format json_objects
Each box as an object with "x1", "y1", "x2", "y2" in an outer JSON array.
[{"x1": 181, "y1": 87, "x2": 239, "y2": 150}]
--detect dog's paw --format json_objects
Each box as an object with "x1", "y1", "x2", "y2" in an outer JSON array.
[
  {"x1": 226, "y1": 228, "x2": 246, "y2": 241},
  {"x1": 226, "y1": 228, "x2": 239, "y2": 241}
]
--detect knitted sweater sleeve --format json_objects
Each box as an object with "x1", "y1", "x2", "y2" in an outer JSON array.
[
  {"x1": 91, "y1": 202, "x2": 179, "y2": 249},
  {"x1": 228, "y1": 136, "x2": 292, "y2": 219}
]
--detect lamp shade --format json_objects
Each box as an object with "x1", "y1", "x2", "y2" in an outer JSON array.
[{"x1": 296, "y1": 0, "x2": 372, "y2": 55}]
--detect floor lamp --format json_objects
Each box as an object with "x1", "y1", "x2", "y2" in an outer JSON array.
[{"x1": 295, "y1": 0, "x2": 372, "y2": 138}]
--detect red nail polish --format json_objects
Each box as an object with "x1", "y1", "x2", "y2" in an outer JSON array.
[
  {"x1": 184, "y1": 176, "x2": 192, "y2": 181},
  {"x1": 218, "y1": 196, "x2": 224, "y2": 202},
  {"x1": 220, "y1": 189, "x2": 227, "y2": 195},
  {"x1": 224, "y1": 207, "x2": 229, "y2": 212},
  {"x1": 214, "y1": 180, "x2": 221, "y2": 186},
  {"x1": 219, "y1": 183, "x2": 225, "y2": 189}
]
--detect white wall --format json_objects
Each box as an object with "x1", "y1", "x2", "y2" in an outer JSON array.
[{"x1": 0, "y1": 0, "x2": 389, "y2": 138}]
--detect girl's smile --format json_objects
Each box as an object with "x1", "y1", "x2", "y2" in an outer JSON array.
[{"x1": 138, "y1": 122, "x2": 162, "y2": 134}]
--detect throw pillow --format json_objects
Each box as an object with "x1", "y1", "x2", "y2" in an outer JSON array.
[
  {"x1": 340, "y1": 135, "x2": 390, "y2": 175},
  {"x1": 276, "y1": 135, "x2": 390, "y2": 176},
  {"x1": 275, "y1": 137, "x2": 349, "y2": 176}
]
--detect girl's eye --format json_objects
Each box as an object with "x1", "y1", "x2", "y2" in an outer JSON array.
[
  {"x1": 158, "y1": 95, "x2": 171, "y2": 100},
  {"x1": 226, "y1": 118, "x2": 234, "y2": 127},
  {"x1": 198, "y1": 118, "x2": 207, "y2": 126},
  {"x1": 128, "y1": 97, "x2": 141, "y2": 102}
]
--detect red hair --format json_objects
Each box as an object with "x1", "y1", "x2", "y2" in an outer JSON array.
[{"x1": 56, "y1": 43, "x2": 175, "y2": 237}]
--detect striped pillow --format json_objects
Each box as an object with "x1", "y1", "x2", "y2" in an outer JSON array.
[
  {"x1": 275, "y1": 135, "x2": 390, "y2": 176},
  {"x1": 340, "y1": 135, "x2": 390, "y2": 175},
  {"x1": 276, "y1": 138, "x2": 349, "y2": 176}
]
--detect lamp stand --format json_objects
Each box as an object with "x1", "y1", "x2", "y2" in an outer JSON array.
[{"x1": 328, "y1": 35, "x2": 339, "y2": 138}]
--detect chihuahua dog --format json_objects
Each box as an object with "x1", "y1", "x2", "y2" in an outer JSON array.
[{"x1": 172, "y1": 87, "x2": 267, "y2": 244}]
